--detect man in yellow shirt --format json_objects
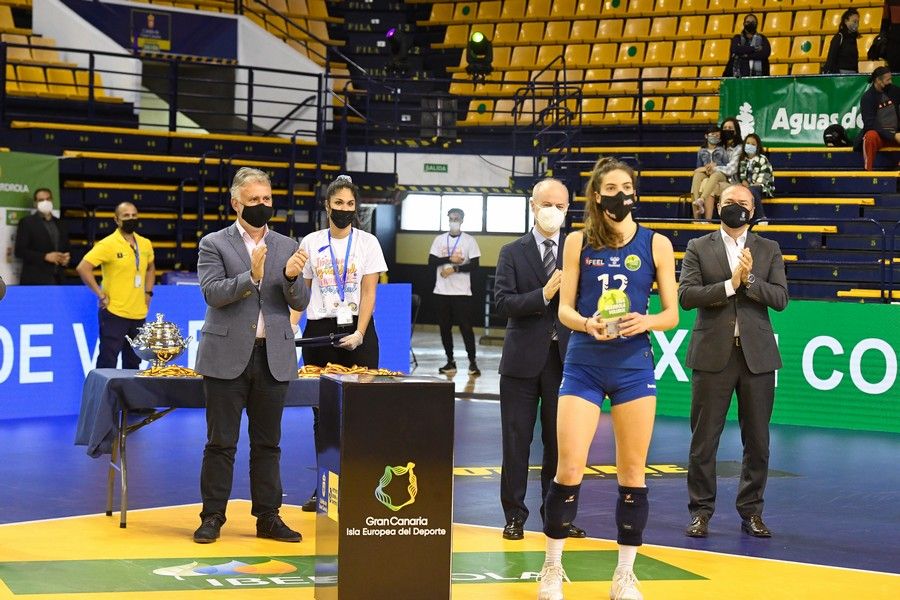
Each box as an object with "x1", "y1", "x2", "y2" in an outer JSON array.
[{"x1": 76, "y1": 202, "x2": 156, "y2": 369}]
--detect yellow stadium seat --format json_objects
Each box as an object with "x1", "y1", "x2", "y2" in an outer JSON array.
[
  {"x1": 0, "y1": 5, "x2": 16, "y2": 30},
  {"x1": 644, "y1": 42, "x2": 673, "y2": 66},
  {"x1": 769, "y1": 37, "x2": 791, "y2": 62},
  {"x1": 590, "y1": 43, "x2": 618, "y2": 65},
  {"x1": 2, "y1": 33, "x2": 31, "y2": 62},
  {"x1": 791, "y1": 62, "x2": 821, "y2": 75},
  {"x1": 708, "y1": 0, "x2": 736, "y2": 11},
  {"x1": 822, "y1": 9, "x2": 843, "y2": 33},
  {"x1": 616, "y1": 42, "x2": 645, "y2": 64},
  {"x1": 500, "y1": 0, "x2": 525, "y2": 19},
  {"x1": 565, "y1": 44, "x2": 590, "y2": 65},
  {"x1": 623, "y1": 18, "x2": 650, "y2": 39},
  {"x1": 5, "y1": 64, "x2": 18, "y2": 93},
  {"x1": 857, "y1": 34, "x2": 877, "y2": 61},
  {"x1": 610, "y1": 67, "x2": 640, "y2": 92},
  {"x1": 577, "y1": 0, "x2": 602, "y2": 15},
  {"x1": 629, "y1": 0, "x2": 655, "y2": 15},
  {"x1": 858, "y1": 60, "x2": 886, "y2": 74},
  {"x1": 537, "y1": 44, "x2": 564, "y2": 66},
  {"x1": 463, "y1": 99, "x2": 494, "y2": 125},
  {"x1": 696, "y1": 65, "x2": 722, "y2": 90},
  {"x1": 790, "y1": 35, "x2": 821, "y2": 61},
  {"x1": 763, "y1": 12, "x2": 792, "y2": 35},
  {"x1": 307, "y1": 0, "x2": 329, "y2": 18},
  {"x1": 641, "y1": 66, "x2": 669, "y2": 91},
  {"x1": 453, "y1": 3, "x2": 474, "y2": 20},
  {"x1": 859, "y1": 7, "x2": 883, "y2": 32},
  {"x1": 550, "y1": 0, "x2": 577, "y2": 18},
  {"x1": 793, "y1": 10, "x2": 822, "y2": 35},
  {"x1": 492, "y1": 99, "x2": 516, "y2": 124},
  {"x1": 641, "y1": 96, "x2": 665, "y2": 122},
  {"x1": 492, "y1": 47, "x2": 512, "y2": 67},
  {"x1": 605, "y1": 97, "x2": 635, "y2": 123},
  {"x1": 596, "y1": 19, "x2": 624, "y2": 40},
  {"x1": 651, "y1": 17, "x2": 678, "y2": 40},
  {"x1": 663, "y1": 95, "x2": 694, "y2": 123},
  {"x1": 706, "y1": 14, "x2": 735, "y2": 37},
  {"x1": 494, "y1": 23, "x2": 519, "y2": 44},
  {"x1": 510, "y1": 46, "x2": 537, "y2": 68},
  {"x1": 769, "y1": 62, "x2": 789, "y2": 76},
  {"x1": 676, "y1": 15, "x2": 706, "y2": 40},
  {"x1": 444, "y1": 24, "x2": 469, "y2": 46},
  {"x1": 672, "y1": 40, "x2": 702, "y2": 66},
  {"x1": 694, "y1": 95, "x2": 720, "y2": 121},
  {"x1": 478, "y1": 1, "x2": 502, "y2": 19},
  {"x1": 681, "y1": 0, "x2": 708, "y2": 13},
  {"x1": 307, "y1": 20, "x2": 329, "y2": 41},
  {"x1": 501, "y1": 71, "x2": 529, "y2": 95},
  {"x1": 546, "y1": 21, "x2": 571, "y2": 41},
  {"x1": 763, "y1": 0, "x2": 787, "y2": 8},
  {"x1": 75, "y1": 69, "x2": 114, "y2": 99},
  {"x1": 583, "y1": 68, "x2": 612, "y2": 93},
  {"x1": 471, "y1": 24, "x2": 495, "y2": 40},
  {"x1": 582, "y1": 97, "x2": 606, "y2": 124},
  {"x1": 429, "y1": 3, "x2": 453, "y2": 22},
  {"x1": 700, "y1": 39, "x2": 730, "y2": 65},
  {"x1": 561, "y1": 69, "x2": 584, "y2": 84},
  {"x1": 16, "y1": 65, "x2": 47, "y2": 94},
  {"x1": 526, "y1": 0, "x2": 551, "y2": 19},
  {"x1": 653, "y1": 0, "x2": 680, "y2": 15},
  {"x1": 601, "y1": 0, "x2": 627, "y2": 17},
  {"x1": 734, "y1": 0, "x2": 763, "y2": 10},
  {"x1": 450, "y1": 79, "x2": 476, "y2": 95},
  {"x1": 667, "y1": 65, "x2": 698, "y2": 91},
  {"x1": 571, "y1": 20, "x2": 598, "y2": 41},
  {"x1": 519, "y1": 22, "x2": 544, "y2": 41},
  {"x1": 46, "y1": 67, "x2": 78, "y2": 96}
]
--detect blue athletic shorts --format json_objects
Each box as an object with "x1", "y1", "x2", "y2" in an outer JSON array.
[{"x1": 558, "y1": 362, "x2": 657, "y2": 407}]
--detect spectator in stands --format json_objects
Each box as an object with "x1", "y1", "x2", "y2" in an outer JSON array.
[
  {"x1": 691, "y1": 125, "x2": 727, "y2": 219},
  {"x1": 881, "y1": 0, "x2": 900, "y2": 74},
  {"x1": 822, "y1": 8, "x2": 860, "y2": 74},
  {"x1": 0, "y1": 274, "x2": 5, "y2": 301},
  {"x1": 75, "y1": 202, "x2": 155, "y2": 369},
  {"x1": 15, "y1": 188, "x2": 70, "y2": 285},
  {"x1": 739, "y1": 133, "x2": 775, "y2": 221},
  {"x1": 696, "y1": 118, "x2": 743, "y2": 221},
  {"x1": 429, "y1": 208, "x2": 482, "y2": 376},
  {"x1": 858, "y1": 66, "x2": 900, "y2": 171},
  {"x1": 724, "y1": 14, "x2": 770, "y2": 78}
]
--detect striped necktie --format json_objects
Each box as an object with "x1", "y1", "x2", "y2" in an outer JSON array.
[{"x1": 543, "y1": 239, "x2": 558, "y2": 340}]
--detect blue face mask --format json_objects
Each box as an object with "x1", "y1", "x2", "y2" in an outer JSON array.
[{"x1": 744, "y1": 144, "x2": 758, "y2": 156}]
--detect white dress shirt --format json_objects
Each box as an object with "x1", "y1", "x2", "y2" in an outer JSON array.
[
  {"x1": 721, "y1": 226, "x2": 747, "y2": 336},
  {"x1": 236, "y1": 219, "x2": 269, "y2": 338}
]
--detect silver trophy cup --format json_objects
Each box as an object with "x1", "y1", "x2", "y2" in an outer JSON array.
[{"x1": 126, "y1": 313, "x2": 192, "y2": 370}]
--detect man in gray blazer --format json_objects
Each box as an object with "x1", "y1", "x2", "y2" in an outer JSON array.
[
  {"x1": 679, "y1": 184, "x2": 788, "y2": 539},
  {"x1": 193, "y1": 167, "x2": 310, "y2": 544}
]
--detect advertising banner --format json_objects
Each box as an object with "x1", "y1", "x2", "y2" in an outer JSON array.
[
  {"x1": 650, "y1": 298, "x2": 900, "y2": 433},
  {"x1": 0, "y1": 284, "x2": 411, "y2": 419},
  {"x1": 0, "y1": 152, "x2": 59, "y2": 285},
  {"x1": 719, "y1": 75, "x2": 870, "y2": 147}
]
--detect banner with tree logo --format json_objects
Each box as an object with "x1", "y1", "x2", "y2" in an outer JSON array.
[{"x1": 719, "y1": 75, "x2": 870, "y2": 147}]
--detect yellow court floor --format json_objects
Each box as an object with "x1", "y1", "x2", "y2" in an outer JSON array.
[{"x1": 0, "y1": 501, "x2": 897, "y2": 599}]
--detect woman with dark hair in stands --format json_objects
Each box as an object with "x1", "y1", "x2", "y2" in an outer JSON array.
[
  {"x1": 537, "y1": 157, "x2": 678, "y2": 600},
  {"x1": 740, "y1": 133, "x2": 775, "y2": 221},
  {"x1": 691, "y1": 125, "x2": 727, "y2": 219},
  {"x1": 822, "y1": 8, "x2": 860, "y2": 74},
  {"x1": 696, "y1": 117, "x2": 742, "y2": 221}
]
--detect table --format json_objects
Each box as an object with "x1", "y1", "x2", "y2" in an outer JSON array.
[{"x1": 75, "y1": 369, "x2": 318, "y2": 528}]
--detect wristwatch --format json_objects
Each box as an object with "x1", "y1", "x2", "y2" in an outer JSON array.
[
  {"x1": 144, "y1": 290, "x2": 154, "y2": 296},
  {"x1": 746, "y1": 273, "x2": 756, "y2": 285}
]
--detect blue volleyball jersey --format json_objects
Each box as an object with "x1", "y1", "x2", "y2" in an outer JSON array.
[{"x1": 566, "y1": 225, "x2": 656, "y2": 369}]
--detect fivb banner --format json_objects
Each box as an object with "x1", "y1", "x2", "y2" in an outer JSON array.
[
  {"x1": 0, "y1": 152, "x2": 60, "y2": 285},
  {"x1": 719, "y1": 75, "x2": 869, "y2": 147},
  {"x1": 649, "y1": 298, "x2": 900, "y2": 434},
  {"x1": 0, "y1": 284, "x2": 411, "y2": 420}
]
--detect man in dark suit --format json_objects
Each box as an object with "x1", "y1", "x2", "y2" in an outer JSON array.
[
  {"x1": 15, "y1": 188, "x2": 70, "y2": 284},
  {"x1": 494, "y1": 178, "x2": 584, "y2": 541},
  {"x1": 679, "y1": 184, "x2": 788, "y2": 539},
  {"x1": 193, "y1": 167, "x2": 310, "y2": 544}
]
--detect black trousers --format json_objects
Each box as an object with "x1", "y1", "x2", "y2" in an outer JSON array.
[
  {"x1": 499, "y1": 341, "x2": 562, "y2": 524},
  {"x1": 687, "y1": 341, "x2": 775, "y2": 519},
  {"x1": 96, "y1": 309, "x2": 144, "y2": 369},
  {"x1": 433, "y1": 293, "x2": 476, "y2": 362},
  {"x1": 200, "y1": 342, "x2": 289, "y2": 520},
  {"x1": 303, "y1": 317, "x2": 379, "y2": 460}
]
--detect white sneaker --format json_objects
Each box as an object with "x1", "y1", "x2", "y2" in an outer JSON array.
[
  {"x1": 537, "y1": 562, "x2": 566, "y2": 600},
  {"x1": 610, "y1": 566, "x2": 643, "y2": 600}
]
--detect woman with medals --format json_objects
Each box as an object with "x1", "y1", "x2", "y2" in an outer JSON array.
[
  {"x1": 537, "y1": 158, "x2": 678, "y2": 600},
  {"x1": 293, "y1": 175, "x2": 388, "y2": 510}
]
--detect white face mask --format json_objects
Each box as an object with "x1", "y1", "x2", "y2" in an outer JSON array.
[
  {"x1": 36, "y1": 200, "x2": 53, "y2": 215},
  {"x1": 535, "y1": 205, "x2": 565, "y2": 234},
  {"x1": 449, "y1": 222, "x2": 461, "y2": 235}
]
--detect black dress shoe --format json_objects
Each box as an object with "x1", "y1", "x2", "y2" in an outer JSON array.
[
  {"x1": 257, "y1": 514, "x2": 302, "y2": 542},
  {"x1": 741, "y1": 515, "x2": 772, "y2": 538},
  {"x1": 193, "y1": 514, "x2": 225, "y2": 544},
  {"x1": 301, "y1": 493, "x2": 317, "y2": 513},
  {"x1": 502, "y1": 518, "x2": 524, "y2": 540},
  {"x1": 566, "y1": 523, "x2": 587, "y2": 538},
  {"x1": 684, "y1": 514, "x2": 709, "y2": 538}
]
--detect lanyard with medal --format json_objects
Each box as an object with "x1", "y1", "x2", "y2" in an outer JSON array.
[
  {"x1": 329, "y1": 228, "x2": 354, "y2": 326},
  {"x1": 131, "y1": 239, "x2": 142, "y2": 288},
  {"x1": 446, "y1": 232, "x2": 461, "y2": 261}
]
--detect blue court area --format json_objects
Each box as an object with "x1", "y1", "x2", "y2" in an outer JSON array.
[{"x1": 3, "y1": 394, "x2": 899, "y2": 576}]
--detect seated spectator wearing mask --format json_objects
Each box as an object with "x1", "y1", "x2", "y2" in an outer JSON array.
[
  {"x1": 724, "y1": 14, "x2": 770, "y2": 78},
  {"x1": 822, "y1": 8, "x2": 860, "y2": 74},
  {"x1": 691, "y1": 126, "x2": 727, "y2": 220},
  {"x1": 857, "y1": 66, "x2": 900, "y2": 171},
  {"x1": 739, "y1": 134, "x2": 775, "y2": 222},
  {"x1": 697, "y1": 118, "x2": 743, "y2": 221}
]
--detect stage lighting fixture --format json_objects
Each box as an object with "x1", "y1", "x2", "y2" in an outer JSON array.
[{"x1": 466, "y1": 31, "x2": 493, "y2": 81}]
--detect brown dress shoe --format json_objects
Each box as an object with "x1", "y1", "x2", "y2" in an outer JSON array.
[
  {"x1": 685, "y1": 514, "x2": 709, "y2": 537},
  {"x1": 741, "y1": 515, "x2": 772, "y2": 538}
]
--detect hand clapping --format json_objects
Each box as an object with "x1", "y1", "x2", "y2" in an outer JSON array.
[
  {"x1": 284, "y1": 247, "x2": 309, "y2": 279},
  {"x1": 250, "y1": 244, "x2": 267, "y2": 283}
]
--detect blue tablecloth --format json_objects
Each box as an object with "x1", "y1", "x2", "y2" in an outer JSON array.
[{"x1": 75, "y1": 369, "x2": 319, "y2": 458}]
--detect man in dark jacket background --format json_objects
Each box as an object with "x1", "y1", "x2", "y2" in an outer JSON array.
[{"x1": 14, "y1": 188, "x2": 70, "y2": 285}]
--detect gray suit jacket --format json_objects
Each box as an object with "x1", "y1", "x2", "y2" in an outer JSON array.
[
  {"x1": 195, "y1": 224, "x2": 310, "y2": 381},
  {"x1": 678, "y1": 229, "x2": 788, "y2": 374}
]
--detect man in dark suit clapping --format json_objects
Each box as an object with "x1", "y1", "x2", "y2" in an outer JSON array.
[
  {"x1": 494, "y1": 178, "x2": 584, "y2": 541},
  {"x1": 679, "y1": 184, "x2": 788, "y2": 539}
]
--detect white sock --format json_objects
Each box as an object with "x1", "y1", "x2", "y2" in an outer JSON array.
[
  {"x1": 616, "y1": 544, "x2": 638, "y2": 571},
  {"x1": 544, "y1": 537, "x2": 566, "y2": 565}
]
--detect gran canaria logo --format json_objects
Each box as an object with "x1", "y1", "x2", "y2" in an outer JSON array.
[
  {"x1": 375, "y1": 461, "x2": 418, "y2": 511},
  {"x1": 153, "y1": 559, "x2": 296, "y2": 580}
]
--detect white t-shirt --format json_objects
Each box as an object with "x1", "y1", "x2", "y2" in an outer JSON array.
[
  {"x1": 430, "y1": 231, "x2": 481, "y2": 296},
  {"x1": 300, "y1": 228, "x2": 388, "y2": 320}
]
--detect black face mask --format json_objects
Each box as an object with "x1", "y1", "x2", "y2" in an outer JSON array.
[
  {"x1": 720, "y1": 203, "x2": 750, "y2": 229},
  {"x1": 330, "y1": 209, "x2": 355, "y2": 229},
  {"x1": 721, "y1": 129, "x2": 735, "y2": 142},
  {"x1": 241, "y1": 203, "x2": 273, "y2": 228},
  {"x1": 120, "y1": 218, "x2": 139, "y2": 234},
  {"x1": 599, "y1": 192, "x2": 635, "y2": 222},
  {"x1": 744, "y1": 21, "x2": 757, "y2": 34},
  {"x1": 883, "y1": 83, "x2": 894, "y2": 94}
]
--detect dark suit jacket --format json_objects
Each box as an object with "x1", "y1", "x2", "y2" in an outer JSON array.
[
  {"x1": 14, "y1": 213, "x2": 70, "y2": 285},
  {"x1": 495, "y1": 231, "x2": 570, "y2": 378},
  {"x1": 678, "y1": 229, "x2": 788, "y2": 374}
]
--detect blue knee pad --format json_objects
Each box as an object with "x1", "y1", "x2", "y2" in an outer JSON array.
[
  {"x1": 543, "y1": 481, "x2": 581, "y2": 539},
  {"x1": 615, "y1": 486, "x2": 649, "y2": 546}
]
